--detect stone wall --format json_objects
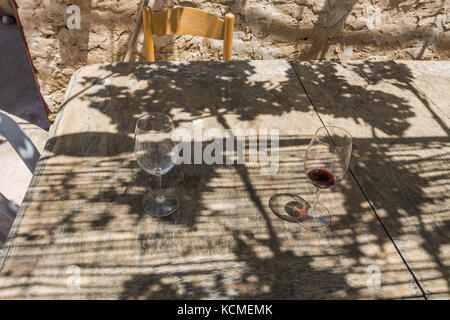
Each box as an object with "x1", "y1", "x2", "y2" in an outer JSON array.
[{"x1": 15, "y1": 0, "x2": 450, "y2": 121}]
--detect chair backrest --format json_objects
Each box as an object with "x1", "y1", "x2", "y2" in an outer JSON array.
[{"x1": 142, "y1": 7, "x2": 234, "y2": 61}]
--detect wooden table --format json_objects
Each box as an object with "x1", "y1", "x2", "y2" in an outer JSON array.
[{"x1": 0, "y1": 60, "x2": 448, "y2": 299}]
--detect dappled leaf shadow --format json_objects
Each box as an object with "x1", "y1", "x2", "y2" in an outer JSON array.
[{"x1": 2, "y1": 59, "x2": 448, "y2": 299}]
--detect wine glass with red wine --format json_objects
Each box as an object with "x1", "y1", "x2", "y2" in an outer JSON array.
[
  {"x1": 269, "y1": 126, "x2": 352, "y2": 231},
  {"x1": 301, "y1": 126, "x2": 352, "y2": 230}
]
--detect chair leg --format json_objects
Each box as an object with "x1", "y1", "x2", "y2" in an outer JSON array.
[
  {"x1": 0, "y1": 232, "x2": 6, "y2": 248},
  {"x1": 223, "y1": 13, "x2": 234, "y2": 61},
  {"x1": 143, "y1": 7, "x2": 156, "y2": 61},
  {"x1": 0, "y1": 192, "x2": 18, "y2": 221}
]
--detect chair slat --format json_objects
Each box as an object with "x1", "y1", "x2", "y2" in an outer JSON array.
[{"x1": 152, "y1": 7, "x2": 225, "y2": 40}]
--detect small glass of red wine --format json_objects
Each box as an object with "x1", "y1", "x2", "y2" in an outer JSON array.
[
  {"x1": 301, "y1": 126, "x2": 352, "y2": 230},
  {"x1": 269, "y1": 126, "x2": 352, "y2": 231}
]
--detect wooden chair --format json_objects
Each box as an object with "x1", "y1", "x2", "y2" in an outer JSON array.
[{"x1": 142, "y1": 7, "x2": 234, "y2": 61}]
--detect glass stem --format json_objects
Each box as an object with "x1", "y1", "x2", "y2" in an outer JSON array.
[
  {"x1": 312, "y1": 188, "x2": 321, "y2": 212},
  {"x1": 157, "y1": 175, "x2": 164, "y2": 200}
]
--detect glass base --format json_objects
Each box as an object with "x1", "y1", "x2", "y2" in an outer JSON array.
[
  {"x1": 300, "y1": 203, "x2": 331, "y2": 231},
  {"x1": 269, "y1": 194, "x2": 330, "y2": 231},
  {"x1": 142, "y1": 188, "x2": 178, "y2": 217}
]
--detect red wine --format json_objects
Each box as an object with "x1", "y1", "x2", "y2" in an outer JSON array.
[{"x1": 307, "y1": 168, "x2": 336, "y2": 189}]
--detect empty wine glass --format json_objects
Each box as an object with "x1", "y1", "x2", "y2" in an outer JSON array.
[
  {"x1": 134, "y1": 113, "x2": 178, "y2": 217},
  {"x1": 302, "y1": 126, "x2": 352, "y2": 230}
]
